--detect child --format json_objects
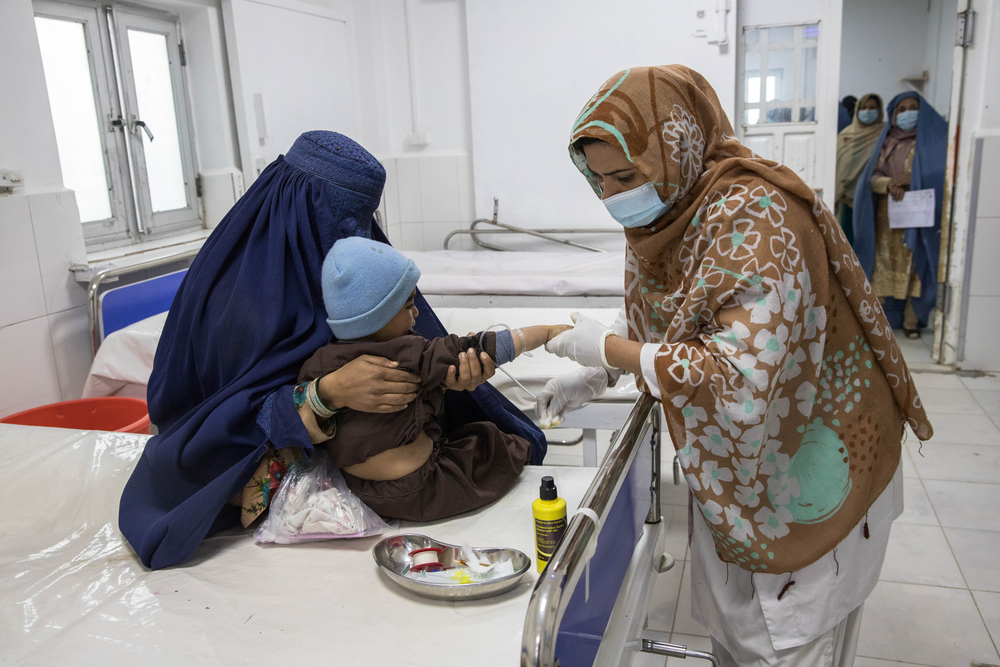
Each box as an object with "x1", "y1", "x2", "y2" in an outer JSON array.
[{"x1": 297, "y1": 237, "x2": 568, "y2": 521}]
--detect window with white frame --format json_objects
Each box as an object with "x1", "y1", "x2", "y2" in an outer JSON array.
[
  {"x1": 34, "y1": 0, "x2": 200, "y2": 250},
  {"x1": 742, "y1": 23, "x2": 819, "y2": 127}
]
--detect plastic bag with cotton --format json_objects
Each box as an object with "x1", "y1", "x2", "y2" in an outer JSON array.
[{"x1": 255, "y1": 450, "x2": 389, "y2": 544}]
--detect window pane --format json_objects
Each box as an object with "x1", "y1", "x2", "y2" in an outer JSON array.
[
  {"x1": 765, "y1": 108, "x2": 792, "y2": 124},
  {"x1": 767, "y1": 49, "x2": 795, "y2": 101},
  {"x1": 744, "y1": 50, "x2": 761, "y2": 103},
  {"x1": 802, "y1": 23, "x2": 819, "y2": 40},
  {"x1": 744, "y1": 28, "x2": 760, "y2": 45},
  {"x1": 35, "y1": 17, "x2": 112, "y2": 223},
  {"x1": 802, "y1": 46, "x2": 818, "y2": 100},
  {"x1": 744, "y1": 109, "x2": 761, "y2": 126},
  {"x1": 768, "y1": 26, "x2": 795, "y2": 43},
  {"x1": 799, "y1": 107, "x2": 816, "y2": 122},
  {"x1": 127, "y1": 29, "x2": 187, "y2": 213}
]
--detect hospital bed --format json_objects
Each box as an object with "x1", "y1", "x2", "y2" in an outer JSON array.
[
  {"x1": 0, "y1": 397, "x2": 716, "y2": 666},
  {"x1": 83, "y1": 306, "x2": 641, "y2": 466},
  {"x1": 401, "y1": 197, "x2": 627, "y2": 309}
]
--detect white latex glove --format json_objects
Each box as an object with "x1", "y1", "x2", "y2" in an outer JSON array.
[
  {"x1": 544, "y1": 312, "x2": 617, "y2": 370},
  {"x1": 535, "y1": 366, "x2": 611, "y2": 429}
]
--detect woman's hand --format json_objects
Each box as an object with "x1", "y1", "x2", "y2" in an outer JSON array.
[
  {"x1": 444, "y1": 349, "x2": 496, "y2": 392},
  {"x1": 317, "y1": 355, "x2": 420, "y2": 413},
  {"x1": 888, "y1": 179, "x2": 909, "y2": 202}
]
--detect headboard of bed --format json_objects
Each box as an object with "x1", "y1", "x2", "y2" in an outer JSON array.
[
  {"x1": 98, "y1": 270, "x2": 187, "y2": 340},
  {"x1": 87, "y1": 248, "x2": 199, "y2": 354}
]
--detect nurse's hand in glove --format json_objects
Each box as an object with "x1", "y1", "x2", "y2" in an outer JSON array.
[
  {"x1": 544, "y1": 312, "x2": 618, "y2": 370},
  {"x1": 535, "y1": 367, "x2": 611, "y2": 428}
]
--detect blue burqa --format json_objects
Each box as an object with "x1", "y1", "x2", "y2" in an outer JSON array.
[
  {"x1": 119, "y1": 131, "x2": 546, "y2": 570},
  {"x1": 851, "y1": 92, "x2": 947, "y2": 327}
]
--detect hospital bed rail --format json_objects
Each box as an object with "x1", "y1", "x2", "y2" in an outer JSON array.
[
  {"x1": 443, "y1": 198, "x2": 620, "y2": 253},
  {"x1": 521, "y1": 393, "x2": 719, "y2": 667},
  {"x1": 86, "y1": 248, "x2": 199, "y2": 355}
]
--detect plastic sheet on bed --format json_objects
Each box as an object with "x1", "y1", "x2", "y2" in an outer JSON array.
[
  {"x1": 0, "y1": 423, "x2": 595, "y2": 665},
  {"x1": 401, "y1": 250, "x2": 625, "y2": 296}
]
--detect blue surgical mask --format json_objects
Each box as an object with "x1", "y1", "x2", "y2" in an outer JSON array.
[
  {"x1": 895, "y1": 109, "x2": 919, "y2": 131},
  {"x1": 857, "y1": 109, "x2": 879, "y2": 125},
  {"x1": 603, "y1": 182, "x2": 671, "y2": 228}
]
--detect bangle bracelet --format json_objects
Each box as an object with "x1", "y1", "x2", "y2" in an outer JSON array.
[{"x1": 304, "y1": 379, "x2": 338, "y2": 419}]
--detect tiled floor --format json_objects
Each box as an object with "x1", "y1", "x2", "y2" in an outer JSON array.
[{"x1": 629, "y1": 340, "x2": 1000, "y2": 666}]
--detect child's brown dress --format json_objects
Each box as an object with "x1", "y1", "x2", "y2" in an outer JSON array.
[{"x1": 297, "y1": 332, "x2": 530, "y2": 521}]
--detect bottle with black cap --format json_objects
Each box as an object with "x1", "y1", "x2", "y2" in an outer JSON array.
[{"x1": 532, "y1": 475, "x2": 567, "y2": 573}]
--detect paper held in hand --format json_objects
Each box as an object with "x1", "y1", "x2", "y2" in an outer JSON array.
[{"x1": 888, "y1": 188, "x2": 935, "y2": 229}]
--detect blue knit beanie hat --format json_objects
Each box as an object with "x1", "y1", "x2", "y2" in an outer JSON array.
[{"x1": 322, "y1": 237, "x2": 421, "y2": 339}]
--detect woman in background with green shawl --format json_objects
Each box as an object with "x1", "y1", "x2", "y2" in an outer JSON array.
[{"x1": 835, "y1": 94, "x2": 884, "y2": 246}]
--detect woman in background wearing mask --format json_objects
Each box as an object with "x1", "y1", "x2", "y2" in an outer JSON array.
[
  {"x1": 851, "y1": 93, "x2": 948, "y2": 339},
  {"x1": 536, "y1": 65, "x2": 932, "y2": 666},
  {"x1": 834, "y1": 94, "x2": 884, "y2": 246}
]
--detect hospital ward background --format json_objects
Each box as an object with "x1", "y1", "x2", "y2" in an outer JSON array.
[{"x1": 1, "y1": 0, "x2": 1000, "y2": 665}]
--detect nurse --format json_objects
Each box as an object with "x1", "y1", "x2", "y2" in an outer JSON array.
[
  {"x1": 539, "y1": 66, "x2": 933, "y2": 666},
  {"x1": 119, "y1": 131, "x2": 544, "y2": 570}
]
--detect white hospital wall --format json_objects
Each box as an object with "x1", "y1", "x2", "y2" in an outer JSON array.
[
  {"x1": 350, "y1": 0, "x2": 477, "y2": 251},
  {"x1": 0, "y1": 0, "x2": 92, "y2": 418},
  {"x1": 839, "y1": 0, "x2": 956, "y2": 117},
  {"x1": 464, "y1": 0, "x2": 738, "y2": 248},
  {"x1": 951, "y1": 0, "x2": 1000, "y2": 372}
]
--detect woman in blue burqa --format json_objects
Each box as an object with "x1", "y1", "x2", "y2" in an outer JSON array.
[
  {"x1": 852, "y1": 91, "x2": 947, "y2": 339},
  {"x1": 119, "y1": 131, "x2": 546, "y2": 570}
]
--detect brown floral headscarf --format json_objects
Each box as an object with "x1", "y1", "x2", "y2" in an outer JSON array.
[{"x1": 570, "y1": 65, "x2": 932, "y2": 573}]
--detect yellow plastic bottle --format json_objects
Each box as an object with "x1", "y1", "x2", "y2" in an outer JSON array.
[{"x1": 532, "y1": 476, "x2": 567, "y2": 573}]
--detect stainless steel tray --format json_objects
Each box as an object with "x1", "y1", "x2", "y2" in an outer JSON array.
[{"x1": 372, "y1": 533, "x2": 531, "y2": 601}]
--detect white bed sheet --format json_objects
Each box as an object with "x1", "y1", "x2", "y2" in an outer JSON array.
[
  {"x1": 82, "y1": 308, "x2": 641, "y2": 413},
  {"x1": 0, "y1": 423, "x2": 596, "y2": 665},
  {"x1": 401, "y1": 250, "x2": 624, "y2": 296},
  {"x1": 82, "y1": 311, "x2": 166, "y2": 399}
]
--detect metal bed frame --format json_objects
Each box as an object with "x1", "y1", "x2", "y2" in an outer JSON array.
[
  {"x1": 444, "y1": 198, "x2": 621, "y2": 252},
  {"x1": 521, "y1": 394, "x2": 719, "y2": 666}
]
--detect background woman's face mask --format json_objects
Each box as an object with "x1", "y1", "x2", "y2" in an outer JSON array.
[
  {"x1": 895, "y1": 109, "x2": 919, "y2": 131},
  {"x1": 603, "y1": 182, "x2": 671, "y2": 228},
  {"x1": 857, "y1": 109, "x2": 879, "y2": 125}
]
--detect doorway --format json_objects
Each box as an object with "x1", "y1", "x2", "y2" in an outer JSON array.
[{"x1": 836, "y1": 0, "x2": 958, "y2": 369}]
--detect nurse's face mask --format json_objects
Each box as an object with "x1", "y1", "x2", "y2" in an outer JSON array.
[
  {"x1": 602, "y1": 183, "x2": 672, "y2": 228},
  {"x1": 582, "y1": 140, "x2": 670, "y2": 229}
]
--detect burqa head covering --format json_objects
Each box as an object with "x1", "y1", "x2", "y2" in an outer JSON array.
[
  {"x1": 120, "y1": 131, "x2": 545, "y2": 570},
  {"x1": 851, "y1": 91, "x2": 947, "y2": 327},
  {"x1": 569, "y1": 66, "x2": 931, "y2": 573}
]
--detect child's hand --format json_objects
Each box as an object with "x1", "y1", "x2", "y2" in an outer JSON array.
[{"x1": 546, "y1": 324, "x2": 573, "y2": 342}]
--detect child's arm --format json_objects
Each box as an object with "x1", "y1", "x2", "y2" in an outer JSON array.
[{"x1": 511, "y1": 325, "x2": 572, "y2": 357}]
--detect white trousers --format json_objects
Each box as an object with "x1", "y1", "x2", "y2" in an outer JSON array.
[{"x1": 709, "y1": 603, "x2": 864, "y2": 667}]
